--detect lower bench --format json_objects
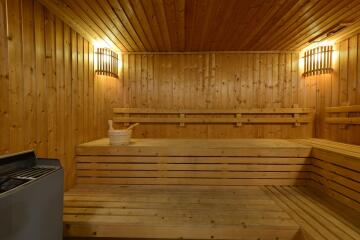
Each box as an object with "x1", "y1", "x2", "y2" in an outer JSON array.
[
  {"x1": 64, "y1": 185, "x2": 303, "y2": 240},
  {"x1": 64, "y1": 185, "x2": 360, "y2": 240},
  {"x1": 75, "y1": 138, "x2": 312, "y2": 186},
  {"x1": 64, "y1": 138, "x2": 360, "y2": 239}
]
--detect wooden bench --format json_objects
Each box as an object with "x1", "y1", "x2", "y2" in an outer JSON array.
[
  {"x1": 75, "y1": 138, "x2": 312, "y2": 186},
  {"x1": 325, "y1": 105, "x2": 360, "y2": 125},
  {"x1": 64, "y1": 138, "x2": 360, "y2": 239},
  {"x1": 292, "y1": 138, "x2": 360, "y2": 212},
  {"x1": 265, "y1": 186, "x2": 360, "y2": 240}
]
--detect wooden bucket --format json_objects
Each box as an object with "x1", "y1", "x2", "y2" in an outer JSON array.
[{"x1": 108, "y1": 129, "x2": 132, "y2": 145}]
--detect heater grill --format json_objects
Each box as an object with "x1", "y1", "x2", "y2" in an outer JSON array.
[{"x1": 9, "y1": 167, "x2": 56, "y2": 180}]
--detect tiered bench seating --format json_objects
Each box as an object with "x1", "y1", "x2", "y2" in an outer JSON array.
[
  {"x1": 292, "y1": 138, "x2": 360, "y2": 212},
  {"x1": 265, "y1": 186, "x2": 360, "y2": 240},
  {"x1": 64, "y1": 138, "x2": 360, "y2": 240},
  {"x1": 75, "y1": 138, "x2": 311, "y2": 186}
]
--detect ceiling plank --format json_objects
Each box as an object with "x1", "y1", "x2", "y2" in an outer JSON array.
[
  {"x1": 289, "y1": 0, "x2": 360, "y2": 50},
  {"x1": 268, "y1": 0, "x2": 351, "y2": 50},
  {"x1": 153, "y1": 0, "x2": 172, "y2": 51},
  {"x1": 38, "y1": 0, "x2": 113, "y2": 50},
  {"x1": 237, "y1": 0, "x2": 287, "y2": 50},
  {"x1": 97, "y1": 0, "x2": 145, "y2": 51},
  {"x1": 127, "y1": 0, "x2": 160, "y2": 51},
  {"x1": 116, "y1": 0, "x2": 155, "y2": 51},
  {"x1": 253, "y1": 0, "x2": 323, "y2": 50},
  {"x1": 174, "y1": 0, "x2": 185, "y2": 51},
  {"x1": 250, "y1": 0, "x2": 310, "y2": 50},
  {"x1": 140, "y1": 0, "x2": 167, "y2": 51},
  {"x1": 67, "y1": 0, "x2": 133, "y2": 51},
  {"x1": 106, "y1": 0, "x2": 148, "y2": 50},
  {"x1": 38, "y1": 0, "x2": 360, "y2": 52},
  {"x1": 243, "y1": 0, "x2": 299, "y2": 50},
  {"x1": 163, "y1": 0, "x2": 180, "y2": 51},
  {"x1": 220, "y1": 0, "x2": 261, "y2": 50},
  {"x1": 208, "y1": 0, "x2": 244, "y2": 51}
]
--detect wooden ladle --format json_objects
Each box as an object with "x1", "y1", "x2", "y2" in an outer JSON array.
[
  {"x1": 108, "y1": 120, "x2": 139, "y2": 131},
  {"x1": 126, "y1": 123, "x2": 139, "y2": 130}
]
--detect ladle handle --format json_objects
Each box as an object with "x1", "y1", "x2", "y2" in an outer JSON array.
[
  {"x1": 108, "y1": 120, "x2": 114, "y2": 130},
  {"x1": 127, "y1": 123, "x2": 139, "y2": 130}
]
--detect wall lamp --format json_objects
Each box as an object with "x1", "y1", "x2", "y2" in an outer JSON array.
[
  {"x1": 95, "y1": 48, "x2": 119, "y2": 78},
  {"x1": 303, "y1": 45, "x2": 333, "y2": 77}
]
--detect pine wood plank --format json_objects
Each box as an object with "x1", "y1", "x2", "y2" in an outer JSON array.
[{"x1": 63, "y1": 185, "x2": 300, "y2": 239}]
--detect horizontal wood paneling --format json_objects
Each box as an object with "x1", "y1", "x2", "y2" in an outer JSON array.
[
  {"x1": 116, "y1": 52, "x2": 314, "y2": 138},
  {"x1": 0, "y1": 0, "x2": 118, "y2": 189}
]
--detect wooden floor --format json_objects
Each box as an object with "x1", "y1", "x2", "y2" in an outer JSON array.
[
  {"x1": 64, "y1": 185, "x2": 360, "y2": 240},
  {"x1": 64, "y1": 185, "x2": 302, "y2": 240}
]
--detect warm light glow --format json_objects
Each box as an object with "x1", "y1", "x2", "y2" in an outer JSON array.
[
  {"x1": 332, "y1": 46, "x2": 338, "y2": 66},
  {"x1": 94, "y1": 47, "x2": 119, "y2": 78},
  {"x1": 300, "y1": 40, "x2": 335, "y2": 56},
  {"x1": 93, "y1": 40, "x2": 110, "y2": 49},
  {"x1": 92, "y1": 38, "x2": 122, "y2": 78},
  {"x1": 302, "y1": 45, "x2": 333, "y2": 77}
]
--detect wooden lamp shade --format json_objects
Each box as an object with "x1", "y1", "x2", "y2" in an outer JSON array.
[
  {"x1": 95, "y1": 48, "x2": 119, "y2": 78},
  {"x1": 303, "y1": 45, "x2": 333, "y2": 77}
]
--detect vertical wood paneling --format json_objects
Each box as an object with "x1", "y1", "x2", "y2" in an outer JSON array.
[
  {"x1": 34, "y1": 0, "x2": 48, "y2": 156},
  {"x1": 302, "y1": 34, "x2": 360, "y2": 145},
  {"x1": 7, "y1": 0, "x2": 24, "y2": 152},
  {"x1": 45, "y1": 10, "x2": 57, "y2": 157},
  {"x1": 117, "y1": 52, "x2": 313, "y2": 138},
  {"x1": 0, "y1": 0, "x2": 9, "y2": 154},
  {"x1": 22, "y1": 0, "x2": 36, "y2": 150},
  {"x1": 63, "y1": 23, "x2": 73, "y2": 188},
  {"x1": 0, "y1": 0, "x2": 114, "y2": 190}
]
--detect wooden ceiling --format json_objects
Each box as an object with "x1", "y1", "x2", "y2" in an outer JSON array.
[{"x1": 40, "y1": 0, "x2": 360, "y2": 52}]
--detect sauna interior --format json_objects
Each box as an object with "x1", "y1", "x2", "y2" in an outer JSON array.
[{"x1": 1, "y1": 0, "x2": 360, "y2": 239}]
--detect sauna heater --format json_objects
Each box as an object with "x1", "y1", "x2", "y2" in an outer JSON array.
[{"x1": 0, "y1": 150, "x2": 63, "y2": 240}]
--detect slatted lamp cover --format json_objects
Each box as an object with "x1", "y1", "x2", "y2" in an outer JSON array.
[
  {"x1": 95, "y1": 48, "x2": 119, "y2": 78},
  {"x1": 303, "y1": 45, "x2": 333, "y2": 77}
]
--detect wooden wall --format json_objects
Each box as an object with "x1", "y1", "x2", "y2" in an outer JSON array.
[
  {"x1": 0, "y1": 0, "x2": 117, "y2": 189},
  {"x1": 1, "y1": 0, "x2": 359, "y2": 193},
  {"x1": 117, "y1": 52, "x2": 315, "y2": 138},
  {"x1": 116, "y1": 44, "x2": 360, "y2": 144},
  {"x1": 310, "y1": 35, "x2": 360, "y2": 145}
]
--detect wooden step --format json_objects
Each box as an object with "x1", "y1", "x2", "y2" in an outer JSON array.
[
  {"x1": 64, "y1": 185, "x2": 302, "y2": 239},
  {"x1": 75, "y1": 138, "x2": 311, "y2": 186},
  {"x1": 264, "y1": 186, "x2": 360, "y2": 240}
]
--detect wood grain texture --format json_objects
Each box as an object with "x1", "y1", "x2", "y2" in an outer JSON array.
[
  {"x1": 0, "y1": 0, "x2": 118, "y2": 190},
  {"x1": 115, "y1": 52, "x2": 314, "y2": 138},
  {"x1": 292, "y1": 138, "x2": 360, "y2": 212},
  {"x1": 37, "y1": 0, "x2": 360, "y2": 52},
  {"x1": 303, "y1": 34, "x2": 360, "y2": 145},
  {"x1": 265, "y1": 186, "x2": 360, "y2": 240},
  {"x1": 74, "y1": 138, "x2": 311, "y2": 186},
  {"x1": 63, "y1": 185, "x2": 301, "y2": 239}
]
